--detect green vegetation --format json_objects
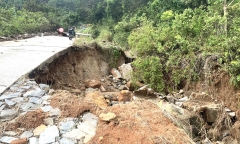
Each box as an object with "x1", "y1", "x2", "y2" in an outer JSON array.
[{"x1": 1, "y1": 0, "x2": 240, "y2": 92}]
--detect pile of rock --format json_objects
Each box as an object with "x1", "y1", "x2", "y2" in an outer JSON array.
[
  {"x1": 157, "y1": 89, "x2": 238, "y2": 143},
  {"x1": 0, "y1": 78, "x2": 100, "y2": 144}
]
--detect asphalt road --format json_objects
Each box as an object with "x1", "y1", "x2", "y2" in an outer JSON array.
[{"x1": 0, "y1": 36, "x2": 72, "y2": 94}]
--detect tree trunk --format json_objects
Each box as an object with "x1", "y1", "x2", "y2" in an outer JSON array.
[{"x1": 223, "y1": 0, "x2": 227, "y2": 34}]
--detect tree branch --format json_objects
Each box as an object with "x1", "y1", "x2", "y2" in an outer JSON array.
[{"x1": 227, "y1": 0, "x2": 235, "y2": 7}]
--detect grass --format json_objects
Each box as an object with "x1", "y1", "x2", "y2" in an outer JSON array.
[{"x1": 73, "y1": 36, "x2": 95, "y2": 46}]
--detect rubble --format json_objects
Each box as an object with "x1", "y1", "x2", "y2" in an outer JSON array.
[
  {"x1": 118, "y1": 90, "x2": 132, "y2": 102},
  {"x1": 0, "y1": 51, "x2": 239, "y2": 144},
  {"x1": 85, "y1": 79, "x2": 101, "y2": 88}
]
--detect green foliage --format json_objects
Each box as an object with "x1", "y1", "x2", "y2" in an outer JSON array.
[
  {"x1": 113, "y1": 16, "x2": 139, "y2": 48},
  {"x1": 161, "y1": 10, "x2": 174, "y2": 21},
  {"x1": 2, "y1": 0, "x2": 240, "y2": 92},
  {"x1": 108, "y1": 48, "x2": 121, "y2": 68},
  {"x1": 0, "y1": 7, "x2": 50, "y2": 36},
  {"x1": 98, "y1": 28, "x2": 113, "y2": 42},
  {"x1": 132, "y1": 56, "x2": 165, "y2": 92}
]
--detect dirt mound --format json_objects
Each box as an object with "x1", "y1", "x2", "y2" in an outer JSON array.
[
  {"x1": 47, "y1": 90, "x2": 194, "y2": 143},
  {"x1": 6, "y1": 110, "x2": 46, "y2": 130},
  {"x1": 90, "y1": 100, "x2": 194, "y2": 144},
  {"x1": 50, "y1": 90, "x2": 100, "y2": 118}
]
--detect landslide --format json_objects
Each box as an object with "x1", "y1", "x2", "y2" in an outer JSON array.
[{"x1": 30, "y1": 43, "x2": 124, "y2": 91}]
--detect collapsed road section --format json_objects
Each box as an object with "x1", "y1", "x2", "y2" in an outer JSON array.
[{"x1": 0, "y1": 36, "x2": 72, "y2": 94}]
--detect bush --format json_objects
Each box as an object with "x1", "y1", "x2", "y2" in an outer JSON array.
[{"x1": 98, "y1": 29, "x2": 113, "y2": 42}]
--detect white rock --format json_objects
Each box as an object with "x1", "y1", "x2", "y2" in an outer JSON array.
[
  {"x1": 41, "y1": 95, "x2": 51, "y2": 101},
  {"x1": 20, "y1": 102, "x2": 37, "y2": 112},
  {"x1": 59, "y1": 138, "x2": 75, "y2": 144},
  {"x1": 0, "y1": 136, "x2": 18, "y2": 143},
  {"x1": 118, "y1": 63, "x2": 133, "y2": 80},
  {"x1": 63, "y1": 129, "x2": 86, "y2": 140},
  {"x1": 42, "y1": 101, "x2": 50, "y2": 105},
  {"x1": 84, "y1": 135, "x2": 94, "y2": 143},
  {"x1": 228, "y1": 112, "x2": 236, "y2": 118},
  {"x1": 39, "y1": 84, "x2": 49, "y2": 91},
  {"x1": 5, "y1": 99, "x2": 16, "y2": 106},
  {"x1": 29, "y1": 137, "x2": 39, "y2": 144},
  {"x1": 26, "y1": 81, "x2": 37, "y2": 85},
  {"x1": 0, "y1": 101, "x2": 3, "y2": 107},
  {"x1": 11, "y1": 97, "x2": 24, "y2": 103},
  {"x1": 224, "y1": 108, "x2": 231, "y2": 112},
  {"x1": 49, "y1": 108, "x2": 61, "y2": 117},
  {"x1": 24, "y1": 89, "x2": 45, "y2": 97},
  {"x1": 175, "y1": 102, "x2": 183, "y2": 107},
  {"x1": 178, "y1": 96, "x2": 188, "y2": 102},
  {"x1": 78, "y1": 121, "x2": 97, "y2": 136},
  {"x1": 22, "y1": 85, "x2": 31, "y2": 90},
  {"x1": 0, "y1": 109, "x2": 17, "y2": 118},
  {"x1": 4, "y1": 131, "x2": 18, "y2": 136},
  {"x1": 0, "y1": 92, "x2": 22, "y2": 100},
  {"x1": 43, "y1": 118, "x2": 54, "y2": 126},
  {"x1": 179, "y1": 89, "x2": 184, "y2": 94},
  {"x1": 48, "y1": 89, "x2": 55, "y2": 95},
  {"x1": 0, "y1": 104, "x2": 6, "y2": 111},
  {"x1": 59, "y1": 121, "x2": 75, "y2": 134},
  {"x1": 39, "y1": 125, "x2": 59, "y2": 144},
  {"x1": 41, "y1": 106, "x2": 53, "y2": 112},
  {"x1": 20, "y1": 131, "x2": 33, "y2": 138},
  {"x1": 29, "y1": 97, "x2": 42, "y2": 104}
]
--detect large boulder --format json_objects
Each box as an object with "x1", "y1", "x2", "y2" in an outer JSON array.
[
  {"x1": 84, "y1": 91, "x2": 108, "y2": 109},
  {"x1": 85, "y1": 79, "x2": 101, "y2": 88},
  {"x1": 133, "y1": 85, "x2": 157, "y2": 99},
  {"x1": 183, "y1": 101, "x2": 220, "y2": 123},
  {"x1": 118, "y1": 63, "x2": 132, "y2": 81},
  {"x1": 118, "y1": 90, "x2": 132, "y2": 102},
  {"x1": 158, "y1": 101, "x2": 203, "y2": 138}
]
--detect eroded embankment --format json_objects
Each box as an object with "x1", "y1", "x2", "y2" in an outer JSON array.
[
  {"x1": 183, "y1": 57, "x2": 240, "y2": 119},
  {"x1": 0, "y1": 43, "x2": 196, "y2": 144},
  {"x1": 29, "y1": 43, "x2": 125, "y2": 91}
]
